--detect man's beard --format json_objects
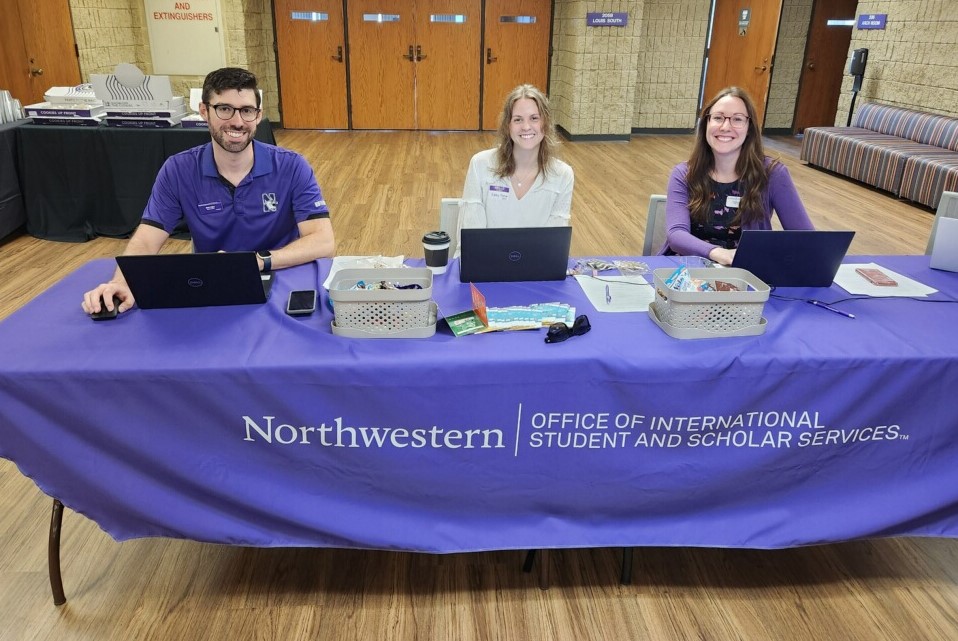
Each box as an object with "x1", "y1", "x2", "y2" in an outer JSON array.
[{"x1": 211, "y1": 124, "x2": 255, "y2": 153}]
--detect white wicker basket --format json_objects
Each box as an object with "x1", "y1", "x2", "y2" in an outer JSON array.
[
  {"x1": 648, "y1": 267, "x2": 769, "y2": 339},
  {"x1": 329, "y1": 268, "x2": 435, "y2": 338}
]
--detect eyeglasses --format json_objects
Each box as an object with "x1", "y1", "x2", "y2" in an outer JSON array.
[
  {"x1": 207, "y1": 103, "x2": 261, "y2": 122},
  {"x1": 707, "y1": 113, "x2": 749, "y2": 129},
  {"x1": 545, "y1": 314, "x2": 591, "y2": 344}
]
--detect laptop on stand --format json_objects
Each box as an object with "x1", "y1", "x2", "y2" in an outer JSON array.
[
  {"x1": 116, "y1": 252, "x2": 273, "y2": 309},
  {"x1": 731, "y1": 230, "x2": 855, "y2": 287},
  {"x1": 459, "y1": 227, "x2": 572, "y2": 282}
]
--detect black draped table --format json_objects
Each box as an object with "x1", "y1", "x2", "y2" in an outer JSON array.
[
  {"x1": 0, "y1": 119, "x2": 27, "y2": 240},
  {"x1": 16, "y1": 120, "x2": 276, "y2": 241}
]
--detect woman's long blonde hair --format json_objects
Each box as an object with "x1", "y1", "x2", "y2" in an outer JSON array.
[{"x1": 493, "y1": 84, "x2": 559, "y2": 178}]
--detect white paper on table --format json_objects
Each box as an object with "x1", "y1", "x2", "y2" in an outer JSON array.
[
  {"x1": 574, "y1": 275, "x2": 656, "y2": 312},
  {"x1": 322, "y1": 255, "x2": 406, "y2": 289},
  {"x1": 834, "y1": 262, "x2": 937, "y2": 297}
]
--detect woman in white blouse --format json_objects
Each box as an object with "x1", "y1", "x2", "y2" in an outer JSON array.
[{"x1": 458, "y1": 85, "x2": 574, "y2": 239}]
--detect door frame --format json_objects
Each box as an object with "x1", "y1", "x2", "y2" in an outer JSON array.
[{"x1": 697, "y1": 0, "x2": 785, "y2": 131}]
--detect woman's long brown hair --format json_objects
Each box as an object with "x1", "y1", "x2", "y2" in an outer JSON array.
[{"x1": 686, "y1": 86, "x2": 776, "y2": 225}]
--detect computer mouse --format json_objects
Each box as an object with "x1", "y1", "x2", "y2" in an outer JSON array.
[{"x1": 89, "y1": 295, "x2": 122, "y2": 321}]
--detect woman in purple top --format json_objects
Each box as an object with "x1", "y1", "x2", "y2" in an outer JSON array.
[{"x1": 663, "y1": 86, "x2": 814, "y2": 265}]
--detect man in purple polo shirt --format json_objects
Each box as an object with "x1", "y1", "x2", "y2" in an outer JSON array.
[{"x1": 82, "y1": 67, "x2": 335, "y2": 315}]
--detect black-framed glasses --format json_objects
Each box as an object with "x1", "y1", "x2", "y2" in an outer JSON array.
[
  {"x1": 207, "y1": 103, "x2": 261, "y2": 122},
  {"x1": 707, "y1": 113, "x2": 749, "y2": 129},
  {"x1": 545, "y1": 314, "x2": 591, "y2": 344}
]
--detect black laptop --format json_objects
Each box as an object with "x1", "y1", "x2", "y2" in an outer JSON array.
[
  {"x1": 459, "y1": 227, "x2": 572, "y2": 282},
  {"x1": 731, "y1": 230, "x2": 855, "y2": 287},
  {"x1": 115, "y1": 252, "x2": 273, "y2": 309}
]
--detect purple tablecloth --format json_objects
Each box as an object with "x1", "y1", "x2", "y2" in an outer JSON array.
[{"x1": 2, "y1": 256, "x2": 958, "y2": 551}]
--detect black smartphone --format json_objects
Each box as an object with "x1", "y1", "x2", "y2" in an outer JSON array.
[
  {"x1": 89, "y1": 295, "x2": 120, "y2": 321},
  {"x1": 286, "y1": 289, "x2": 317, "y2": 316}
]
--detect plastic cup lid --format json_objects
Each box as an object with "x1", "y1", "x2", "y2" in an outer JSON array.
[{"x1": 423, "y1": 231, "x2": 450, "y2": 245}]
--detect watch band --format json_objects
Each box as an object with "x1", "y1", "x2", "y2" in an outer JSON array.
[{"x1": 257, "y1": 251, "x2": 272, "y2": 272}]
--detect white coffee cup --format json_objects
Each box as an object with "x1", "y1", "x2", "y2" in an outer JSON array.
[{"x1": 423, "y1": 231, "x2": 451, "y2": 274}]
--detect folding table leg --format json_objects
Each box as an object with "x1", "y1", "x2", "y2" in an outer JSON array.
[
  {"x1": 520, "y1": 549, "x2": 551, "y2": 589},
  {"x1": 620, "y1": 547, "x2": 634, "y2": 585},
  {"x1": 49, "y1": 499, "x2": 66, "y2": 605}
]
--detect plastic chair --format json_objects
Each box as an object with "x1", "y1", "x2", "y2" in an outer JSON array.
[
  {"x1": 926, "y1": 191, "x2": 958, "y2": 255},
  {"x1": 440, "y1": 197, "x2": 462, "y2": 259},
  {"x1": 643, "y1": 194, "x2": 667, "y2": 255}
]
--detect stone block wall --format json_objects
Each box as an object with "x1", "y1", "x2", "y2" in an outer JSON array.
[
  {"x1": 839, "y1": 0, "x2": 958, "y2": 122},
  {"x1": 550, "y1": 1, "x2": 642, "y2": 138},
  {"x1": 631, "y1": 0, "x2": 709, "y2": 131},
  {"x1": 67, "y1": 0, "x2": 280, "y2": 121},
  {"x1": 765, "y1": 0, "x2": 812, "y2": 130}
]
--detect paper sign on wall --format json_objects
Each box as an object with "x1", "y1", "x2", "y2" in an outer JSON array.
[{"x1": 145, "y1": 0, "x2": 226, "y2": 75}]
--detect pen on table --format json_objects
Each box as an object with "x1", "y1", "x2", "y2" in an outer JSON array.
[
  {"x1": 807, "y1": 299, "x2": 855, "y2": 319},
  {"x1": 605, "y1": 284, "x2": 612, "y2": 304}
]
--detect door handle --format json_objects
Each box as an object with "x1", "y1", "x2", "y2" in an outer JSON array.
[
  {"x1": 30, "y1": 67, "x2": 44, "y2": 77},
  {"x1": 403, "y1": 45, "x2": 415, "y2": 61},
  {"x1": 486, "y1": 47, "x2": 497, "y2": 64},
  {"x1": 754, "y1": 64, "x2": 768, "y2": 72},
  {"x1": 415, "y1": 45, "x2": 426, "y2": 61},
  {"x1": 807, "y1": 62, "x2": 815, "y2": 70},
  {"x1": 331, "y1": 45, "x2": 343, "y2": 63}
]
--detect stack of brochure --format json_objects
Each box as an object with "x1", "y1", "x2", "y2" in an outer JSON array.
[{"x1": 26, "y1": 85, "x2": 104, "y2": 126}]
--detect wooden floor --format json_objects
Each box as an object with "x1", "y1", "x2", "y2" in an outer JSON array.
[{"x1": 1, "y1": 131, "x2": 954, "y2": 641}]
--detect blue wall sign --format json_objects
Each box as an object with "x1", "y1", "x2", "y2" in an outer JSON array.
[
  {"x1": 857, "y1": 14, "x2": 887, "y2": 30},
  {"x1": 586, "y1": 12, "x2": 628, "y2": 27}
]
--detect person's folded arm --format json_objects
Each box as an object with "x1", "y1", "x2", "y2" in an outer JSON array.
[
  {"x1": 769, "y1": 163, "x2": 815, "y2": 230},
  {"x1": 267, "y1": 217, "x2": 336, "y2": 270},
  {"x1": 663, "y1": 164, "x2": 721, "y2": 259},
  {"x1": 545, "y1": 165, "x2": 574, "y2": 226},
  {"x1": 458, "y1": 153, "x2": 488, "y2": 230}
]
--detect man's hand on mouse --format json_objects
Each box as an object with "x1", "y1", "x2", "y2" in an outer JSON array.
[{"x1": 82, "y1": 282, "x2": 134, "y2": 314}]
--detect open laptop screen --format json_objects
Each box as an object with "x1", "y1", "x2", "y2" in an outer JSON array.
[
  {"x1": 116, "y1": 252, "x2": 273, "y2": 309},
  {"x1": 731, "y1": 230, "x2": 855, "y2": 287},
  {"x1": 459, "y1": 227, "x2": 572, "y2": 282}
]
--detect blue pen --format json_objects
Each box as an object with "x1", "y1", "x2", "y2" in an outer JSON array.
[{"x1": 808, "y1": 299, "x2": 855, "y2": 319}]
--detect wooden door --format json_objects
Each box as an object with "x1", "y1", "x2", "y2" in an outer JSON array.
[
  {"x1": 792, "y1": 0, "x2": 858, "y2": 133},
  {"x1": 702, "y1": 0, "x2": 784, "y2": 129},
  {"x1": 0, "y1": 0, "x2": 80, "y2": 106},
  {"x1": 274, "y1": 0, "x2": 348, "y2": 129},
  {"x1": 481, "y1": 0, "x2": 552, "y2": 130},
  {"x1": 414, "y1": 0, "x2": 481, "y2": 130},
  {"x1": 347, "y1": 0, "x2": 416, "y2": 129}
]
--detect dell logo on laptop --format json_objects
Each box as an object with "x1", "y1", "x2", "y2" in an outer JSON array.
[
  {"x1": 187, "y1": 277, "x2": 204, "y2": 288},
  {"x1": 508, "y1": 251, "x2": 522, "y2": 262}
]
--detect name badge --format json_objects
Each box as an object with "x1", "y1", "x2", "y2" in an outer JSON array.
[
  {"x1": 725, "y1": 196, "x2": 741, "y2": 208},
  {"x1": 199, "y1": 201, "x2": 224, "y2": 213},
  {"x1": 489, "y1": 185, "x2": 510, "y2": 200}
]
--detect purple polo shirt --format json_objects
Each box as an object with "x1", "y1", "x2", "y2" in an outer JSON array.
[{"x1": 141, "y1": 141, "x2": 330, "y2": 253}]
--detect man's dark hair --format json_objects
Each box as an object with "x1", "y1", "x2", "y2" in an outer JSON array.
[{"x1": 202, "y1": 67, "x2": 260, "y2": 107}]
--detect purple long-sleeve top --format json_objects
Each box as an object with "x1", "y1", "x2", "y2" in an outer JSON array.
[{"x1": 661, "y1": 159, "x2": 814, "y2": 257}]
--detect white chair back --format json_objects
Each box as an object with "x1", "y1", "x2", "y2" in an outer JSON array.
[
  {"x1": 440, "y1": 197, "x2": 462, "y2": 259},
  {"x1": 643, "y1": 194, "x2": 667, "y2": 255},
  {"x1": 927, "y1": 191, "x2": 958, "y2": 255}
]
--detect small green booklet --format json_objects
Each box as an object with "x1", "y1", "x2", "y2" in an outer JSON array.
[{"x1": 444, "y1": 284, "x2": 576, "y2": 337}]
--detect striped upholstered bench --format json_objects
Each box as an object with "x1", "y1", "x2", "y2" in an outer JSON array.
[{"x1": 801, "y1": 102, "x2": 958, "y2": 209}]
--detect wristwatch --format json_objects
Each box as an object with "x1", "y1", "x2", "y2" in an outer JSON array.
[{"x1": 256, "y1": 250, "x2": 272, "y2": 273}]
